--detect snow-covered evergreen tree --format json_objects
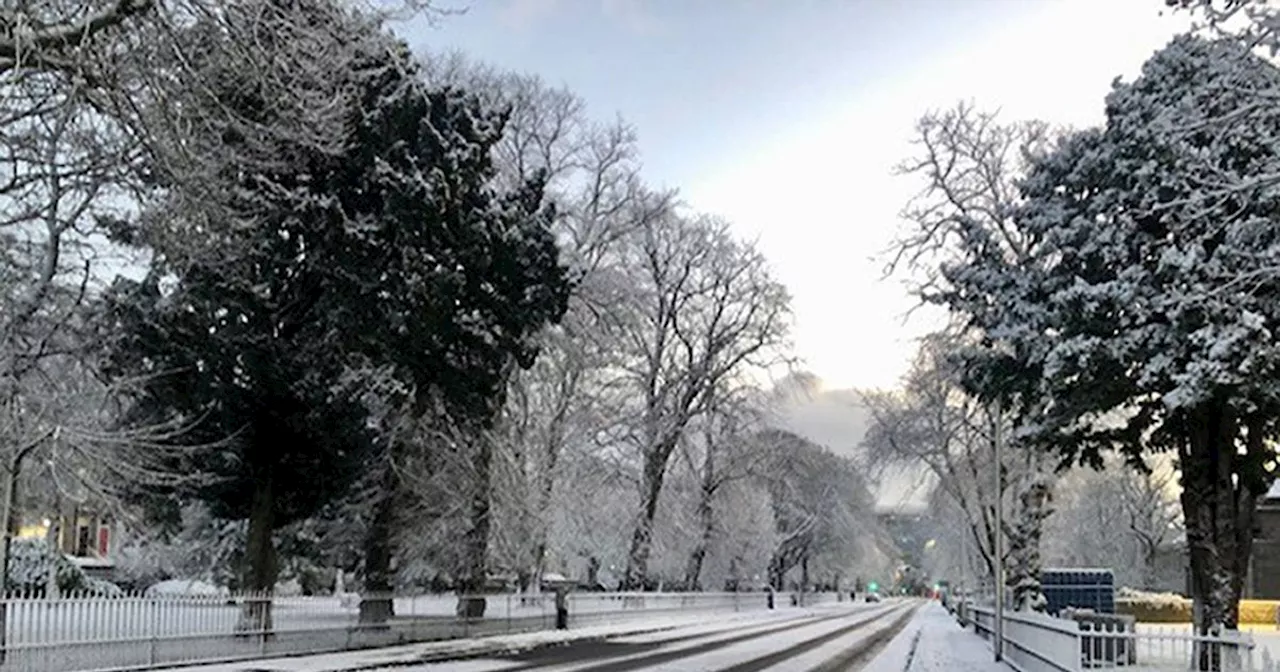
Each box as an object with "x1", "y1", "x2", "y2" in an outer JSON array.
[{"x1": 900, "y1": 35, "x2": 1280, "y2": 632}]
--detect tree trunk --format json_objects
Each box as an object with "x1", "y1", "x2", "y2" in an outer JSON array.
[
  {"x1": 518, "y1": 546, "x2": 542, "y2": 606},
  {"x1": 0, "y1": 432, "x2": 41, "y2": 666},
  {"x1": 683, "y1": 469, "x2": 715, "y2": 591},
  {"x1": 457, "y1": 432, "x2": 492, "y2": 618},
  {"x1": 1179, "y1": 401, "x2": 1260, "y2": 650},
  {"x1": 768, "y1": 554, "x2": 785, "y2": 591},
  {"x1": 45, "y1": 493, "x2": 60, "y2": 599},
  {"x1": 683, "y1": 545, "x2": 707, "y2": 592},
  {"x1": 359, "y1": 462, "x2": 397, "y2": 625},
  {"x1": 521, "y1": 438, "x2": 558, "y2": 600},
  {"x1": 528, "y1": 410, "x2": 563, "y2": 593},
  {"x1": 238, "y1": 470, "x2": 277, "y2": 635},
  {"x1": 623, "y1": 454, "x2": 667, "y2": 590},
  {"x1": 725, "y1": 555, "x2": 742, "y2": 592},
  {"x1": 0, "y1": 458, "x2": 17, "y2": 665},
  {"x1": 1139, "y1": 542, "x2": 1159, "y2": 592},
  {"x1": 1010, "y1": 475, "x2": 1051, "y2": 612}
]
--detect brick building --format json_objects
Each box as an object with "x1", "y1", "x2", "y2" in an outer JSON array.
[
  {"x1": 16, "y1": 505, "x2": 118, "y2": 581},
  {"x1": 1246, "y1": 481, "x2": 1280, "y2": 599}
]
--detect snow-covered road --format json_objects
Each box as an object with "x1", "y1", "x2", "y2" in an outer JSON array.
[{"x1": 373, "y1": 600, "x2": 921, "y2": 672}]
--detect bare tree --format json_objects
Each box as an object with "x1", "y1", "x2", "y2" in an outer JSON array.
[
  {"x1": 754, "y1": 429, "x2": 880, "y2": 594},
  {"x1": 609, "y1": 212, "x2": 792, "y2": 590},
  {"x1": 1120, "y1": 461, "x2": 1184, "y2": 586},
  {"x1": 1045, "y1": 456, "x2": 1183, "y2": 590},
  {"x1": 0, "y1": 7, "x2": 175, "y2": 649},
  {"x1": 881, "y1": 103, "x2": 1066, "y2": 610},
  {"x1": 675, "y1": 385, "x2": 771, "y2": 590},
  {"x1": 861, "y1": 334, "x2": 1003, "y2": 579},
  {"x1": 888, "y1": 102, "x2": 1050, "y2": 292},
  {"x1": 0, "y1": 0, "x2": 153, "y2": 75},
  {"x1": 861, "y1": 331, "x2": 1058, "y2": 610}
]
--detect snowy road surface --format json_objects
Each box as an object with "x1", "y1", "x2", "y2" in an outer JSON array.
[{"x1": 365, "y1": 600, "x2": 921, "y2": 672}]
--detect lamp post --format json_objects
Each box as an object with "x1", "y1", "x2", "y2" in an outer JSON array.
[
  {"x1": 993, "y1": 399, "x2": 1005, "y2": 663},
  {"x1": 960, "y1": 524, "x2": 969, "y2": 624}
]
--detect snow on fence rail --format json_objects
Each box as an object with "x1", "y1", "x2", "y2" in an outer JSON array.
[
  {"x1": 967, "y1": 603, "x2": 1272, "y2": 672},
  {"x1": 0, "y1": 589, "x2": 838, "y2": 672}
]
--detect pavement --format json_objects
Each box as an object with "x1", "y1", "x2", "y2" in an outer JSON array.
[{"x1": 897, "y1": 604, "x2": 1006, "y2": 672}]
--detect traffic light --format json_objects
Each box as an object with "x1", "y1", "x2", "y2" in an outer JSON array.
[{"x1": 867, "y1": 581, "x2": 879, "y2": 592}]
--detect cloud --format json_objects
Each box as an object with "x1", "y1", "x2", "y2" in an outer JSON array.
[
  {"x1": 497, "y1": 0, "x2": 664, "y2": 35},
  {"x1": 769, "y1": 371, "x2": 929, "y2": 511},
  {"x1": 495, "y1": 0, "x2": 565, "y2": 30},
  {"x1": 600, "y1": 0, "x2": 665, "y2": 36}
]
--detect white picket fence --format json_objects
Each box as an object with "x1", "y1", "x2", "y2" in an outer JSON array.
[
  {"x1": 0, "y1": 589, "x2": 839, "y2": 671},
  {"x1": 965, "y1": 603, "x2": 1276, "y2": 672}
]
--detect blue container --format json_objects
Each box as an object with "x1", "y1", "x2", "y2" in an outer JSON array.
[{"x1": 1040, "y1": 568, "x2": 1114, "y2": 615}]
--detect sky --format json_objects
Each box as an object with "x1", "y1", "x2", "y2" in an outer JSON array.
[{"x1": 392, "y1": 0, "x2": 1193, "y2": 503}]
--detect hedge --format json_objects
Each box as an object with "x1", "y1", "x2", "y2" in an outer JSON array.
[{"x1": 1116, "y1": 594, "x2": 1280, "y2": 624}]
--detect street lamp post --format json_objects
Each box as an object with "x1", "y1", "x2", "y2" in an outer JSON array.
[
  {"x1": 960, "y1": 523, "x2": 969, "y2": 624},
  {"x1": 993, "y1": 400, "x2": 1005, "y2": 663}
]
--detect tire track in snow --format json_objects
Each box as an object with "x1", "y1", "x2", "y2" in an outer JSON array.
[
  {"x1": 803, "y1": 604, "x2": 920, "y2": 672},
  {"x1": 713, "y1": 604, "x2": 915, "y2": 672},
  {"x1": 525, "y1": 605, "x2": 900, "y2": 672}
]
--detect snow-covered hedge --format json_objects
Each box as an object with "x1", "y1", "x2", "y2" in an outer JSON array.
[
  {"x1": 1116, "y1": 587, "x2": 1191, "y2": 622},
  {"x1": 144, "y1": 579, "x2": 228, "y2": 597},
  {"x1": 7, "y1": 538, "x2": 123, "y2": 596},
  {"x1": 1116, "y1": 587, "x2": 1280, "y2": 624},
  {"x1": 1116, "y1": 587, "x2": 1188, "y2": 606}
]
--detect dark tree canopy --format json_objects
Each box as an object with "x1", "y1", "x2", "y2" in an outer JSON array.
[{"x1": 99, "y1": 3, "x2": 572, "y2": 591}]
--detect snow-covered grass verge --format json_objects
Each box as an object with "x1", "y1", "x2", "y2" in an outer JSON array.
[
  {"x1": 157, "y1": 606, "x2": 828, "y2": 672},
  {"x1": 1136, "y1": 623, "x2": 1280, "y2": 669}
]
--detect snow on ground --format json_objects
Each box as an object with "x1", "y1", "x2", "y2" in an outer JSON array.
[
  {"x1": 353, "y1": 601, "x2": 910, "y2": 672},
  {"x1": 858, "y1": 604, "x2": 1280, "y2": 672},
  {"x1": 7, "y1": 592, "x2": 838, "y2": 671},
  {"x1": 158, "y1": 605, "x2": 835, "y2": 672},
  {"x1": 1136, "y1": 622, "x2": 1280, "y2": 669},
  {"x1": 859, "y1": 604, "x2": 924, "y2": 672},
  {"x1": 894, "y1": 603, "x2": 1006, "y2": 672},
  {"x1": 752, "y1": 603, "x2": 912, "y2": 671},
  {"x1": 628, "y1": 603, "x2": 902, "y2": 671}
]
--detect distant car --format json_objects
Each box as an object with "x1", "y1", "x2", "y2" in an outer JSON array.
[{"x1": 865, "y1": 593, "x2": 881, "y2": 603}]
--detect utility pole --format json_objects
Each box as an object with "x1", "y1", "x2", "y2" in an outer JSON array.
[
  {"x1": 960, "y1": 522, "x2": 969, "y2": 625},
  {"x1": 993, "y1": 400, "x2": 1005, "y2": 663}
]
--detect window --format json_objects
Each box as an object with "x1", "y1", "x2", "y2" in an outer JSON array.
[{"x1": 75, "y1": 525, "x2": 91, "y2": 557}]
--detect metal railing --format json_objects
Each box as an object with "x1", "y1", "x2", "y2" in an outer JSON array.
[
  {"x1": 967, "y1": 603, "x2": 1271, "y2": 672},
  {"x1": 0, "y1": 589, "x2": 841, "y2": 671}
]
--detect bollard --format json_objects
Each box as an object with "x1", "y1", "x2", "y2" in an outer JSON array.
[
  {"x1": 767, "y1": 588, "x2": 775, "y2": 610},
  {"x1": 555, "y1": 587, "x2": 569, "y2": 630}
]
